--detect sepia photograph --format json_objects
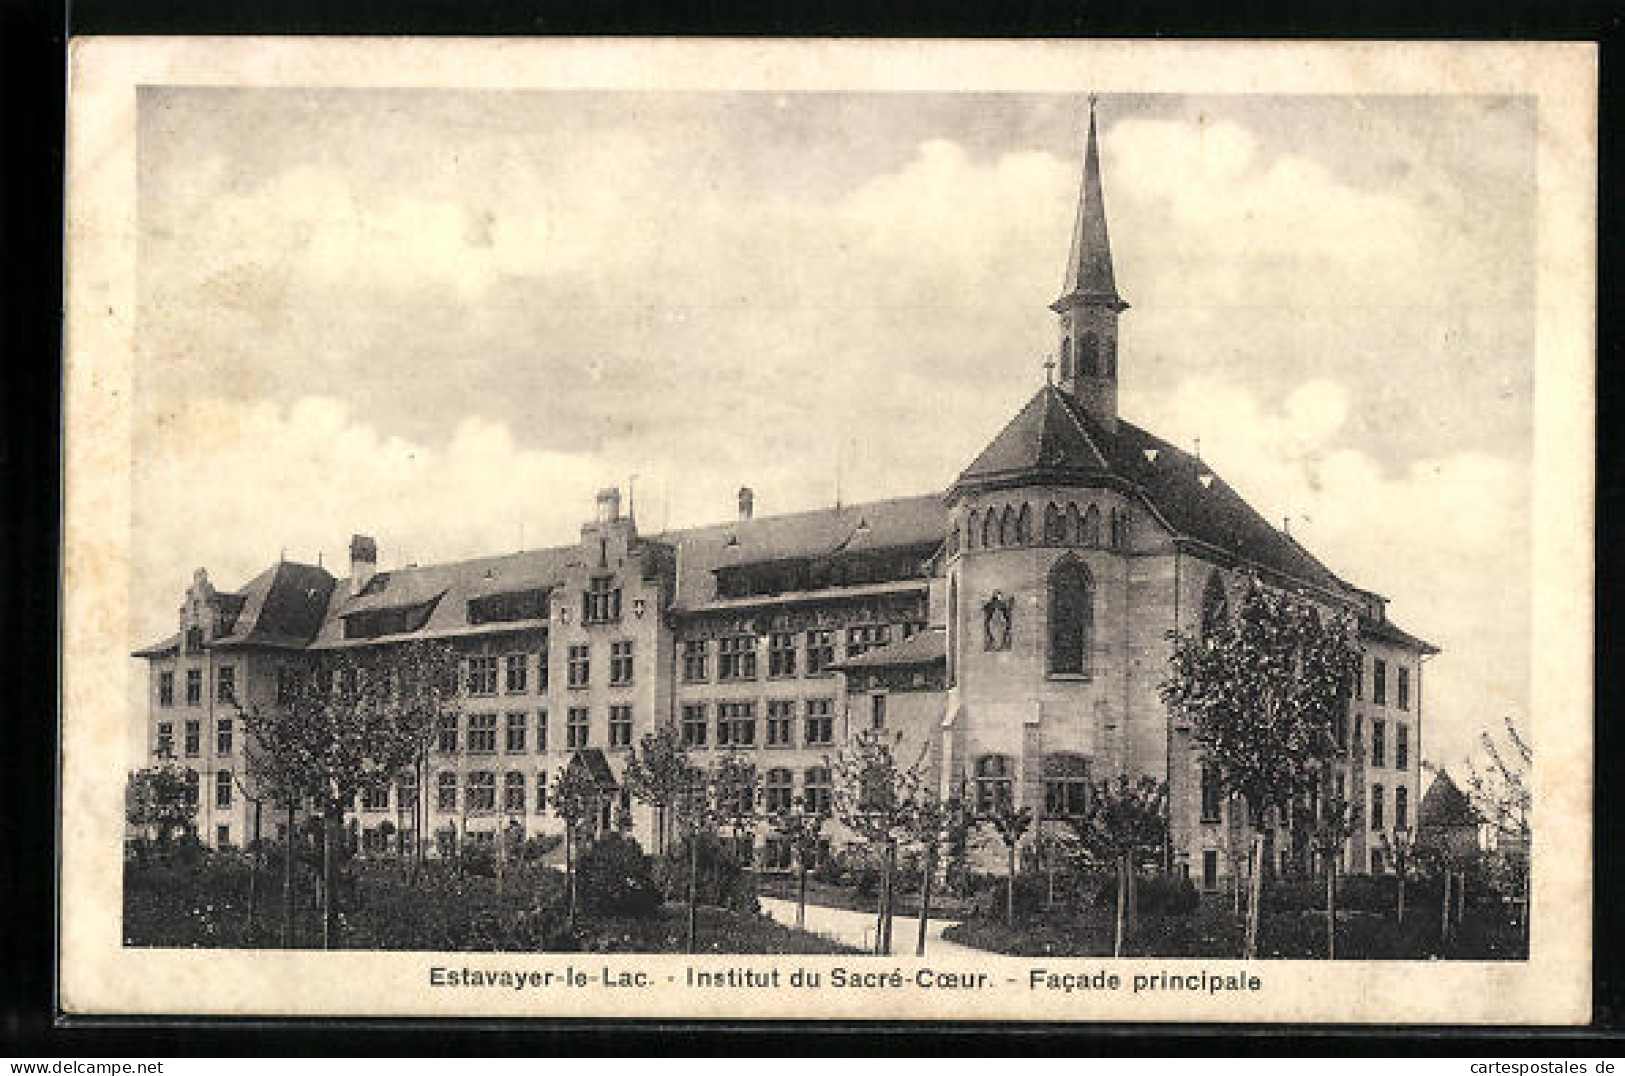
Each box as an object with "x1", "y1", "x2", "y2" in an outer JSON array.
[{"x1": 60, "y1": 38, "x2": 1594, "y2": 1022}]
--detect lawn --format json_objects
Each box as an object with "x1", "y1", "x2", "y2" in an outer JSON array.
[
  {"x1": 940, "y1": 897, "x2": 1528, "y2": 960},
  {"x1": 123, "y1": 846, "x2": 858, "y2": 954}
]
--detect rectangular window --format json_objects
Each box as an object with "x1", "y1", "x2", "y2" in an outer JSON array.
[
  {"x1": 1396, "y1": 724, "x2": 1410, "y2": 771},
  {"x1": 768, "y1": 633, "x2": 797, "y2": 678},
  {"x1": 535, "y1": 772, "x2": 548, "y2": 813},
  {"x1": 397, "y1": 774, "x2": 418, "y2": 813},
  {"x1": 1371, "y1": 719, "x2": 1386, "y2": 768},
  {"x1": 467, "y1": 712, "x2": 498, "y2": 754},
  {"x1": 158, "y1": 671, "x2": 174, "y2": 707},
  {"x1": 184, "y1": 719, "x2": 201, "y2": 757},
  {"x1": 504, "y1": 772, "x2": 527, "y2": 813},
  {"x1": 681, "y1": 704, "x2": 708, "y2": 748},
  {"x1": 1397, "y1": 667, "x2": 1411, "y2": 711},
  {"x1": 215, "y1": 718, "x2": 233, "y2": 756},
  {"x1": 681, "y1": 639, "x2": 709, "y2": 683},
  {"x1": 803, "y1": 767, "x2": 832, "y2": 816},
  {"x1": 1354, "y1": 657, "x2": 1363, "y2": 700},
  {"x1": 719, "y1": 636, "x2": 758, "y2": 681},
  {"x1": 505, "y1": 712, "x2": 527, "y2": 753},
  {"x1": 467, "y1": 655, "x2": 498, "y2": 696},
  {"x1": 803, "y1": 698, "x2": 834, "y2": 745},
  {"x1": 537, "y1": 648, "x2": 550, "y2": 694},
  {"x1": 717, "y1": 701, "x2": 756, "y2": 747},
  {"x1": 536, "y1": 710, "x2": 548, "y2": 752},
  {"x1": 361, "y1": 783, "x2": 389, "y2": 812},
  {"x1": 846, "y1": 624, "x2": 891, "y2": 659},
  {"x1": 1202, "y1": 849, "x2": 1219, "y2": 892},
  {"x1": 216, "y1": 665, "x2": 236, "y2": 703},
  {"x1": 1200, "y1": 763, "x2": 1223, "y2": 823},
  {"x1": 567, "y1": 707, "x2": 589, "y2": 749},
  {"x1": 766, "y1": 700, "x2": 794, "y2": 746},
  {"x1": 1334, "y1": 709, "x2": 1348, "y2": 752},
  {"x1": 1396, "y1": 785, "x2": 1410, "y2": 830},
  {"x1": 567, "y1": 645, "x2": 590, "y2": 688},
  {"x1": 1371, "y1": 784, "x2": 1385, "y2": 831},
  {"x1": 1373, "y1": 659, "x2": 1388, "y2": 706},
  {"x1": 610, "y1": 640, "x2": 634, "y2": 685},
  {"x1": 1335, "y1": 770, "x2": 1347, "y2": 802},
  {"x1": 870, "y1": 694, "x2": 887, "y2": 730},
  {"x1": 215, "y1": 769, "x2": 233, "y2": 809},
  {"x1": 216, "y1": 824, "x2": 230, "y2": 848},
  {"x1": 805, "y1": 630, "x2": 835, "y2": 676},
  {"x1": 505, "y1": 653, "x2": 528, "y2": 694},
  {"x1": 436, "y1": 772, "x2": 457, "y2": 812},
  {"x1": 186, "y1": 669, "x2": 202, "y2": 706},
  {"x1": 583, "y1": 576, "x2": 623, "y2": 624},
  {"x1": 467, "y1": 771, "x2": 496, "y2": 813},
  {"x1": 764, "y1": 769, "x2": 794, "y2": 814},
  {"x1": 436, "y1": 713, "x2": 459, "y2": 754},
  {"x1": 609, "y1": 704, "x2": 633, "y2": 748},
  {"x1": 155, "y1": 721, "x2": 174, "y2": 758}
]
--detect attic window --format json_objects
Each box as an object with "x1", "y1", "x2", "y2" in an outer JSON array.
[
  {"x1": 1143, "y1": 448, "x2": 1159, "y2": 463},
  {"x1": 1198, "y1": 474, "x2": 1214, "y2": 489},
  {"x1": 467, "y1": 588, "x2": 549, "y2": 626}
]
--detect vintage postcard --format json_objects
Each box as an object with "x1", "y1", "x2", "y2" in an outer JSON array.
[{"x1": 60, "y1": 38, "x2": 1595, "y2": 1023}]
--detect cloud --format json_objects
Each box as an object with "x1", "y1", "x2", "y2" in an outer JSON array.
[{"x1": 1132, "y1": 375, "x2": 1530, "y2": 773}]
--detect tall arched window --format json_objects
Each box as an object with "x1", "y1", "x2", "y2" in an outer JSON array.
[
  {"x1": 1044, "y1": 503, "x2": 1065, "y2": 544},
  {"x1": 1080, "y1": 331, "x2": 1100, "y2": 377},
  {"x1": 1016, "y1": 503, "x2": 1033, "y2": 544},
  {"x1": 1048, "y1": 556, "x2": 1094, "y2": 675},
  {"x1": 1081, "y1": 504, "x2": 1101, "y2": 546},
  {"x1": 999, "y1": 506, "x2": 1015, "y2": 546},
  {"x1": 981, "y1": 508, "x2": 996, "y2": 549},
  {"x1": 1200, "y1": 570, "x2": 1229, "y2": 641},
  {"x1": 1065, "y1": 503, "x2": 1082, "y2": 545},
  {"x1": 974, "y1": 755, "x2": 1014, "y2": 814},
  {"x1": 1060, "y1": 338, "x2": 1072, "y2": 380},
  {"x1": 965, "y1": 509, "x2": 979, "y2": 550}
]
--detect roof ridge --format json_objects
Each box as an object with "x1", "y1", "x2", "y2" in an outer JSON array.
[{"x1": 1048, "y1": 384, "x2": 1111, "y2": 470}]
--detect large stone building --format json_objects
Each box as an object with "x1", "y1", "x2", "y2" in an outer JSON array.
[{"x1": 133, "y1": 103, "x2": 1435, "y2": 887}]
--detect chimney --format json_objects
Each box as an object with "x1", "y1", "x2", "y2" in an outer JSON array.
[
  {"x1": 595, "y1": 487, "x2": 622, "y2": 524},
  {"x1": 349, "y1": 534, "x2": 377, "y2": 595},
  {"x1": 738, "y1": 486, "x2": 755, "y2": 522}
]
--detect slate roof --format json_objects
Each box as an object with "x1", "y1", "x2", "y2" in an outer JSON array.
[
  {"x1": 1056, "y1": 102, "x2": 1122, "y2": 307},
  {"x1": 1362, "y1": 615, "x2": 1440, "y2": 655},
  {"x1": 1419, "y1": 770, "x2": 1482, "y2": 829},
  {"x1": 211, "y1": 561, "x2": 337, "y2": 649},
  {"x1": 954, "y1": 383, "x2": 1350, "y2": 595},
  {"x1": 830, "y1": 628, "x2": 946, "y2": 669}
]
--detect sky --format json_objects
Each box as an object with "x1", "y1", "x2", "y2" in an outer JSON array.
[{"x1": 132, "y1": 89, "x2": 1536, "y2": 775}]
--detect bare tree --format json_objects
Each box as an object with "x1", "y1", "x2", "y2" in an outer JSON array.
[
  {"x1": 1072, "y1": 774, "x2": 1167, "y2": 957},
  {"x1": 830, "y1": 728, "x2": 925, "y2": 955}
]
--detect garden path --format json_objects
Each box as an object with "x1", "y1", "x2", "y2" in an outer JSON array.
[{"x1": 758, "y1": 896, "x2": 984, "y2": 959}]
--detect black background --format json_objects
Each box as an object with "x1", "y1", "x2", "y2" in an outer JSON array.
[{"x1": 3, "y1": 0, "x2": 1620, "y2": 1055}]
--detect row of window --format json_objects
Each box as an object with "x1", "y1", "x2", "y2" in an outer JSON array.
[
  {"x1": 678, "y1": 699, "x2": 839, "y2": 749},
  {"x1": 156, "y1": 666, "x2": 236, "y2": 707},
  {"x1": 680, "y1": 625, "x2": 921, "y2": 683},
  {"x1": 970, "y1": 754, "x2": 1092, "y2": 819},
  {"x1": 463, "y1": 643, "x2": 635, "y2": 695},
  {"x1": 1198, "y1": 764, "x2": 1413, "y2": 832},
  {"x1": 958, "y1": 501, "x2": 1131, "y2": 554},
  {"x1": 1330, "y1": 713, "x2": 1413, "y2": 770},
  {"x1": 433, "y1": 707, "x2": 633, "y2": 753},
  {"x1": 1354, "y1": 657, "x2": 1412, "y2": 711},
  {"x1": 154, "y1": 718, "x2": 233, "y2": 759}
]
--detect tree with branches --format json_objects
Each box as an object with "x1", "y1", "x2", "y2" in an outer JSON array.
[
  {"x1": 1308, "y1": 788, "x2": 1360, "y2": 959},
  {"x1": 623, "y1": 725, "x2": 694, "y2": 855},
  {"x1": 672, "y1": 762, "x2": 719, "y2": 954},
  {"x1": 978, "y1": 798, "x2": 1034, "y2": 930},
  {"x1": 125, "y1": 762, "x2": 197, "y2": 846},
  {"x1": 906, "y1": 786, "x2": 971, "y2": 956},
  {"x1": 765, "y1": 795, "x2": 827, "y2": 932},
  {"x1": 1161, "y1": 581, "x2": 1361, "y2": 959},
  {"x1": 831, "y1": 727, "x2": 926, "y2": 955},
  {"x1": 1072, "y1": 773, "x2": 1167, "y2": 956},
  {"x1": 241, "y1": 640, "x2": 460, "y2": 948},
  {"x1": 552, "y1": 758, "x2": 601, "y2": 933},
  {"x1": 1465, "y1": 715, "x2": 1531, "y2": 935},
  {"x1": 710, "y1": 751, "x2": 759, "y2": 865}
]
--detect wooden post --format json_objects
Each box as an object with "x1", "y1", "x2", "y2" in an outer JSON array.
[
  {"x1": 1113, "y1": 853, "x2": 1127, "y2": 958},
  {"x1": 916, "y1": 839, "x2": 936, "y2": 958},
  {"x1": 1244, "y1": 832, "x2": 1266, "y2": 959}
]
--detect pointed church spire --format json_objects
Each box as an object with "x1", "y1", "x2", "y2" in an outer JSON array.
[
  {"x1": 1051, "y1": 95, "x2": 1128, "y2": 433},
  {"x1": 1059, "y1": 96, "x2": 1121, "y2": 305}
]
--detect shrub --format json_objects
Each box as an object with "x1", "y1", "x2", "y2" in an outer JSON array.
[
  {"x1": 970, "y1": 872, "x2": 1050, "y2": 921},
  {"x1": 461, "y1": 842, "x2": 498, "y2": 879},
  {"x1": 655, "y1": 833, "x2": 757, "y2": 913},
  {"x1": 1093, "y1": 872, "x2": 1200, "y2": 917},
  {"x1": 577, "y1": 833, "x2": 662, "y2": 918},
  {"x1": 518, "y1": 833, "x2": 565, "y2": 862}
]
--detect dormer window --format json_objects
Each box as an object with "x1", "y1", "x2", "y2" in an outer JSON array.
[{"x1": 184, "y1": 626, "x2": 205, "y2": 654}]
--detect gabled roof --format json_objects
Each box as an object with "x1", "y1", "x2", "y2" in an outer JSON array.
[
  {"x1": 1419, "y1": 769, "x2": 1482, "y2": 829},
  {"x1": 830, "y1": 628, "x2": 946, "y2": 669},
  {"x1": 131, "y1": 632, "x2": 180, "y2": 658}
]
